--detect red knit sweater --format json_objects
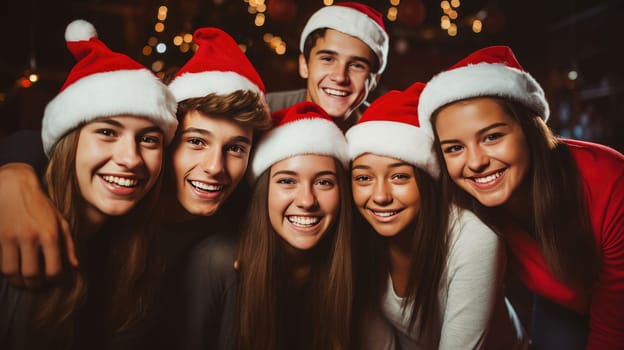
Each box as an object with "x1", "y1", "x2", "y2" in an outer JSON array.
[{"x1": 504, "y1": 139, "x2": 624, "y2": 349}]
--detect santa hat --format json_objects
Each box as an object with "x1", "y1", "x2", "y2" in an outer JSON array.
[
  {"x1": 418, "y1": 45, "x2": 550, "y2": 135},
  {"x1": 250, "y1": 101, "x2": 349, "y2": 180},
  {"x1": 42, "y1": 19, "x2": 178, "y2": 156},
  {"x1": 300, "y1": 2, "x2": 389, "y2": 73},
  {"x1": 346, "y1": 82, "x2": 439, "y2": 178},
  {"x1": 168, "y1": 27, "x2": 265, "y2": 102}
]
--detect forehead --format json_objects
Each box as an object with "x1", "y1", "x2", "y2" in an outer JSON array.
[
  {"x1": 435, "y1": 98, "x2": 518, "y2": 135},
  {"x1": 312, "y1": 29, "x2": 375, "y2": 60},
  {"x1": 353, "y1": 153, "x2": 409, "y2": 166},
  {"x1": 270, "y1": 154, "x2": 337, "y2": 174},
  {"x1": 86, "y1": 115, "x2": 159, "y2": 129},
  {"x1": 180, "y1": 110, "x2": 253, "y2": 138}
]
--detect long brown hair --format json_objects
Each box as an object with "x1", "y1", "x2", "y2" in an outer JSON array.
[
  {"x1": 432, "y1": 97, "x2": 598, "y2": 290},
  {"x1": 237, "y1": 158, "x2": 353, "y2": 350},
  {"x1": 353, "y1": 166, "x2": 449, "y2": 346},
  {"x1": 33, "y1": 125, "x2": 163, "y2": 346}
]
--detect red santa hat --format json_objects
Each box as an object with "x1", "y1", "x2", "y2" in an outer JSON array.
[
  {"x1": 168, "y1": 27, "x2": 265, "y2": 102},
  {"x1": 418, "y1": 45, "x2": 550, "y2": 136},
  {"x1": 250, "y1": 101, "x2": 349, "y2": 180},
  {"x1": 346, "y1": 82, "x2": 439, "y2": 178},
  {"x1": 300, "y1": 2, "x2": 389, "y2": 73},
  {"x1": 42, "y1": 19, "x2": 178, "y2": 156}
]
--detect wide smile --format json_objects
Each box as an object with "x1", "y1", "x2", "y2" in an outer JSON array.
[
  {"x1": 287, "y1": 215, "x2": 321, "y2": 228},
  {"x1": 189, "y1": 180, "x2": 224, "y2": 193},
  {"x1": 369, "y1": 208, "x2": 403, "y2": 222},
  {"x1": 101, "y1": 175, "x2": 139, "y2": 188},
  {"x1": 322, "y1": 87, "x2": 350, "y2": 97},
  {"x1": 467, "y1": 169, "x2": 506, "y2": 187}
]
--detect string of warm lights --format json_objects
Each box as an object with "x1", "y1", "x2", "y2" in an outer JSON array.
[
  {"x1": 440, "y1": 0, "x2": 460, "y2": 36},
  {"x1": 245, "y1": 0, "x2": 286, "y2": 56},
  {"x1": 141, "y1": 5, "x2": 198, "y2": 78},
  {"x1": 9, "y1": 0, "x2": 496, "y2": 98},
  {"x1": 440, "y1": 0, "x2": 486, "y2": 36},
  {"x1": 386, "y1": 0, "x2": 400, "y2": 22},
  {"x1": 15, "y1": 1, "x2": 39, "y2": 91}
]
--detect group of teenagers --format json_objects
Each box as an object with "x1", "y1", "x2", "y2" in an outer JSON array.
[{"x1": 0, "y1": 2, "x2": 622, "y2": 350}]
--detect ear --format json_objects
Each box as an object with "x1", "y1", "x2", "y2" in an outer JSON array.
[{"x1": 298, "y1": 54, "x2": 309, "y2": 79}]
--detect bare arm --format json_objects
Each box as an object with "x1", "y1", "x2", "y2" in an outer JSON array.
[{"x1": 0, "y1": 163, "x2": 77, "y2": 288}]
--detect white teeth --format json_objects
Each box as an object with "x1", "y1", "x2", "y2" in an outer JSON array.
[
  {"x1": 323, "y1": 88, "x2": 348, "y2": 97},
  {"x1": 191, "y1": 181, "x2": 223, "y2": 191},
  {"x1": 373, "y1": 210, "x2": 398, "y2": 217},
  {"x1": 288, "y1": 216, "x2": 320, "y2": 227},
  {"x1": 473, "y1": 171, "x2": 503, "y2": 184},
  {"x1": 102, "y1": 175, "x2": 138, "y2": 187}
]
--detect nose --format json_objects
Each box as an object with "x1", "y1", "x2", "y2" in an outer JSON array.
[
  {"x1": 329, "y1": 62, "x2": 349, "y2": 84},
  {"x1": 295, "y1": 185, "x2": 318, "y2": 210},
  {"x1": 114, "y1": 136, "x2": 142, "y2": 169},
  {"x1": 201, "y1": 147, "x2": 225, "y2": 176},
  {"x1": 466, "y1": 145, "x2": 490, "y2": 173},
  {"x1": 372, "y1": 181, "x2": 392, "y2": 206}
]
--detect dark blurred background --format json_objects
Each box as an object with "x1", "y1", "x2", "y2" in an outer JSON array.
[{"x1": 1, "y1": 0, "x2": 622, "y2": 151}]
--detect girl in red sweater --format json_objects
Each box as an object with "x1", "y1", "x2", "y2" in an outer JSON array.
[{"x1": 418, "y1": 45, "x2": 624, "y2": 349}]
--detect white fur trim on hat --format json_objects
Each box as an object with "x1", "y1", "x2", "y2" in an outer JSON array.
[
  {"x1": 250, "y1": 118, "x2": 349, "y2": 180},
  {"x1": 418, "y1": 63, "x2": 550, "y2": 136},
  {"x1": 168, "y1": 71, "x2": 262, "y2": 102},
  {"x1": 300, "y1": 6, "x2": 389, "y2": 73},
  {"x1": 346, "y1": 121, "x2": 440, "y2": 178},
  {"x1": 42, "y1": 69, "x2": 178, "y2": 155}
]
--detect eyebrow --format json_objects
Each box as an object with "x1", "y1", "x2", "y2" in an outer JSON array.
[
  {"x1": 439, "y1": 122, "x2": 508, "y2": 145},
  {"x1": 179, "y1": 128, "x2": 251, "y2": 145},
  {"x1": 314, "y1": 49, "x2": 372, "y2": 67}
]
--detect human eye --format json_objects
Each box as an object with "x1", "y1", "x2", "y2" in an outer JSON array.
[
  {"x1": 94, "y1": 128, "x2": 117, "y2": 139},
  {"x1": 352, "y1": 174, "x2": 371, "y2": 183},
  {"x1": 349, "y1": 61, "x2": 368, "y2": 71},
  {"x1": 442, "y1": 144, "x2": 463, "y2": 154},
  {"x1": 226, "y1": 144, "x2": 248, "y2": 156},
  {"x1": 139, "y1": 133, "x2": 163, "y2": 148},
  {"x1": 315, "y1": 177, "x2": 336, "y2": 188},
  {"x1": 484, "y1": 132, "x2": 504, "y2": 142},
  {"x1": 186, "y1": 137, "x2": 205, "y2": 148},
  {"x1": 319, "y1": 54, "x2": 334, "y2": 63},
  {"x1": 276, "y1": 177, "x2": 296, "y2": 185},
  {"x1": 391, "y1": 173, "x2": 410, "y2": 181}
]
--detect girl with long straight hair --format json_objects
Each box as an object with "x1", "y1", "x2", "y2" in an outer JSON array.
[
  {"x1": 0, "y1": 19, "x2": 178, "y2": 349},
  {"x1": 237, "y1": 101, "x2": 353, "y2": 350},
  {"x1": 419, "y1": 45, "x2": 624, "y2": 349},
  {"x1": 346, "y1": 82, "x2": 526, "y2": 349}
]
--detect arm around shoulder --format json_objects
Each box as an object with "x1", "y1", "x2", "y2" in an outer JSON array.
[{"x1": 0, "y1": 163, "x2": 77, "y2": 287}]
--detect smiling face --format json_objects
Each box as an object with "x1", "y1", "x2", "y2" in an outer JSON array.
[
  {"x1": 435, "y1": 97, "x2": 531, "y2": 208},
  {"x1": 351, "y1": 154, "x2": 420, "y2": 237},
  {"x1": 171, "y1": 110, "x2": 253, "y2": 216},
  {"x1": 75, "y1": 115, "x2": 164, "y2": 224},
  {"x1": 268, "y1": 154, "x2": 340, "y2": 251},
  {"x1": 299, "y1": 29, "x2": 378, "y2": 120}
]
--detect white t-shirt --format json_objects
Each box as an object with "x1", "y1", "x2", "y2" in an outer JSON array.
[{"x1": 380, "y1": 207, "x2": 528, "y2": 350}]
